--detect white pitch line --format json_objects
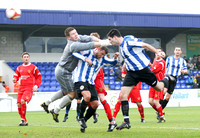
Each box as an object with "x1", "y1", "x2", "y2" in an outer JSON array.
[{"x1": 0, "y1": 124, "x2": 199, "y2": 130}]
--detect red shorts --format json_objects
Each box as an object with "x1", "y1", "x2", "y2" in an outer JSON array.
[
  {"x1": 149, "y1": 87, "x2": 164, "y2": 100},
  {"x1": 95, "y1": 79, "x2": 107, "y2": 96},
  {"x1": 17, "y1": 86, "x2": 33, "y2": 104},
  {"x1": 128, "y1": 88, "x2": 142, "y2": 103},
  {"x1": 118, "y1": 88, "x2": 142, "y2": 103}
]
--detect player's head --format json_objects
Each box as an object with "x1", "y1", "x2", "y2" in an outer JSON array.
[
  {"x1": 95, "y1": 46, "x2": 108, "y2": 59},
  {"x1": 107, "y1": 29, "x2": 122, "y2": 46},
  {"x1": 161, "y1": 51, "x2": 166, "y2": 59},
  {"x1": 64, "y1": 27, "x2": 79, "y2": 41},
  {"x1": 155, "y1": 48, "x2": 162, "y2": 59},
  {"x1": 90, "y1": 32, "x2": 100, "y2": 39},
  {"x1": 174, "y1": 47, "x2": 182, "y2": 56},
  {"x1": 21, "y1": 52, "x2": 30, "y2": 64}
]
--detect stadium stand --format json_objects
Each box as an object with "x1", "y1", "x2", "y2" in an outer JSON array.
[{"x1": 7, "y1": 62, "x2": 198, "y2": 92}]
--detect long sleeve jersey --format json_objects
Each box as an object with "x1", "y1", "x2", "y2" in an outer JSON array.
[{"x1": 13, "y1": 63, "x2": 42, "y2": 87}]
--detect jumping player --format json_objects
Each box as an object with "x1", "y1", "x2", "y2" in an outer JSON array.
[{"x1": 107, "y1": 29, "x2": 176, "y2": 130}]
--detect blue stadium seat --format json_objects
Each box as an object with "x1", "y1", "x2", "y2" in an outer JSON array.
[
  {"x1": 180, "y1": 84, "x2": 186, "y2": 89},
  {"x1": 43, "y1": 87, "x2": 50, "y2": 92},
  {"x1": 32, "y1": 62, "x2": 36, "y2": 65},
  {"x1": 45, "y1": 67, "x2": 51, "y2": 71},
  {"x1": 179, "y1": 80, "x2": 186, "y2": 84},
  {"x1": 42, "y1": 62, "x2": 48, "y2": 67},
  {"x1": 12, "y1": 62, "x2": 19, "y2": 66},
  {"x1": 175, "y1": 84, "x2": 181, "y2": 89},
  {"x1": 51, "y1": 76, "x2": 57, "y2": 81},
  {"x1": 45, "y1": 71, "x2": 51, "y2": 76},
  {"x1": 40, "y1": 71, "x2": 46, "y2": 76},
  {"x1": 104, "y1": 79, "x2": 109, "y2": 85},
  {"x1": 40, "y1": 67, "x2": 46, "y2": 71},
  {"x1": 104, "y1": 70, "x2": 109, "y2": 76},
  {"x1": 109, "y1": 80, "x2": 115, "y2": 85},
  {"x1": 50, "y1": 71, "x2": 55, "y2": 76},
  {"x1": 50, "y1": 86, "x2": 57, "y2": 91},
  {"x1": 114, "y1": 81, "x2": 121, "y2": 85},
  {"x1": 109, "y1": 76, "x2": 115, "y2": 80},
  {"x1": 50, "y1": 81, "x2": 57, "y2": 86},
  {"x1": 56, "y1": 86, "x2": 60, "y2": 91},
  {"x1": 183, "y1": 75, "x2": 189, "y2": 80},
  {"x1": 109, "y1": 84, "x2": 115, "y2": 90},
  {"x1": 115, "y1": 85, "x2": 121, "y2": 90},
  {"x1": 192, "y1": 70, "x2": 198, "y2": 76},
  {"x1": 103, "y1": 66, "x2": 109, "y2": 74},
  {"x1": 114, "y1": 66, "x2": 118, "y2": 72},
  {"x1": 38, "y1": 86, "x2": 44, "y2": 92},
  {"x1": 186, "y1": 85, "x2": 193, "y2": 89},
  {"x1": 142, "y1": 84, "x2": 149, "y2": 90},
  {"x1": 53, "y1": 62, "x2": 58, "y2": 67},
  {"x1": 48, "y1": 62, "x2": 54, "y2": 67},
  {"x1": 44, "y1": 81, "x2": 50, "y2": 86},
  {"x1": 44, "y1": 76, "x2": 51, "y2": 81},
  {"x1": 36, "y1": 62, "x2": 42, "y2": 66},
  {"x1": 7, "y1": 62, "x2": 12, "y2": 66}
]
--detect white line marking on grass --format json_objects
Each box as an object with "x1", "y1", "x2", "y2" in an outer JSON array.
[
  {"x1": 137, "y1": 126, "x2": 200, "y2": 130},
  {"x1": 1, "y1": 124, "x2": 199, "y2": 130}
]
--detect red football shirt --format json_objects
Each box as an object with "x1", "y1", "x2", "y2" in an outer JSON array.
[
  {"x1": 150, "y1": 58, "x2": 166, "y2": 81},
  {"x1": 13, "y1": 63, "x2": 42, "y2": 87}
]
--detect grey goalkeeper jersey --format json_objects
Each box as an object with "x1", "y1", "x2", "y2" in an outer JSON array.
[{"x1": 58, "y1": 35, "x2": 95, "y2": 72}]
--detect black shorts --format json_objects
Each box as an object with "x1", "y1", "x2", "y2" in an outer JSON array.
[
  {"x1": 123, "y1": 67, "x2": 157, "y2": 87},
  {"x1": 74, "y1": 81, "x2": 98, "y2": 102},
  {"x1": 167, "y1": 75, "x2": 177, "y2": 95}
]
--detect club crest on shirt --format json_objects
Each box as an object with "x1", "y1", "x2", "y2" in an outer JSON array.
[
  {"x1": 137, "y1": 97, "x2": 140, "y2": 100},
  {"x1": 26, "y1": 96, "x2": 29, "y2": 100},
  {"x1": 99, "y1": 87, "x2": 103, "y2": 92},
  {"x1": 80, "y1": 85, "x2": 84, "y2": 90},
  {"x1": 155, "y1": 94, "x2": 158, "y2": 98},
  {"x1": 28, "y1": 70, "x2": 31, "y2": 73}
]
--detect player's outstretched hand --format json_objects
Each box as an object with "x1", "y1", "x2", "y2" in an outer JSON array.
[{"x1": 100, "y1": 39, "x2": 112, "y2": 47}]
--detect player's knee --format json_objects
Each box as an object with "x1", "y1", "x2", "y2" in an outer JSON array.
[
  {"x1": 91, "y1": 100, "x2": 99, "y2": 109},
  {"x1": 68, "y1": 92, "x2": 76, "y2": 99},
  {"x1": 17, "y1": 103, "x2": 21, "y2": 108},
  {"x1": 21, "y1": 99, "x2": 26, "y2": 104},
  {"x1": 149, "y1": 100, "x2": 153, "y2": 105},
  {"x1": 84, "y1": 96, "x2": 91, "y2": 102}
]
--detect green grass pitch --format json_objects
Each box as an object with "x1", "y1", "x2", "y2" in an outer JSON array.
[{"x1": 0, "y1": 106, "x2": 200, "y2": 138}]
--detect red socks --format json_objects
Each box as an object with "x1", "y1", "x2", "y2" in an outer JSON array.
[
  {"x1": 157, "y1": 105, "x2": 163, "y2": 116},
  {"x1": 21, "y1": 103, "x2": 27, "y2": 122},
  {"x1": 113, "y1": 101, "x2": 121, "y2": 118},
  {"x1": 152, "y1": 104, "x2": 163, "y2": 117},
  {"x1": 101, "y1": 100, "x2": 113, "y2": 120},
  {"x1": 137, "y1": 104, "x2": 144, "y2": 119},
  {"x1": 152, "y1": 104, "x2": 158, "y2": 111}
]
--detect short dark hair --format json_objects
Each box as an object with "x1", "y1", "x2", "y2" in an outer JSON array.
[
  {"x1": 100, "y1": 46, "x2": 108, "y2": 54},
  {"x1": 64, "y1": 27, "x2": 75, "y2": 37},
  {"x1": 107, "y1": 29, "x2": 122, "y2": 38},
  {"x1": 21, "y1": 52, "x2": 30, "y2": 57}
]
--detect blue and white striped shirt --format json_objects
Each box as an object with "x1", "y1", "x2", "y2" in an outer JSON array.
[
  {"x1": 72, "y1": 49, "x2": 117, "y2": 85},
  {"x1": 120, "y1": 35, "x2": 150, "y2": 71},
  {"x1": 166, "y1": 56, "x2": 187, "y2": 77}
]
